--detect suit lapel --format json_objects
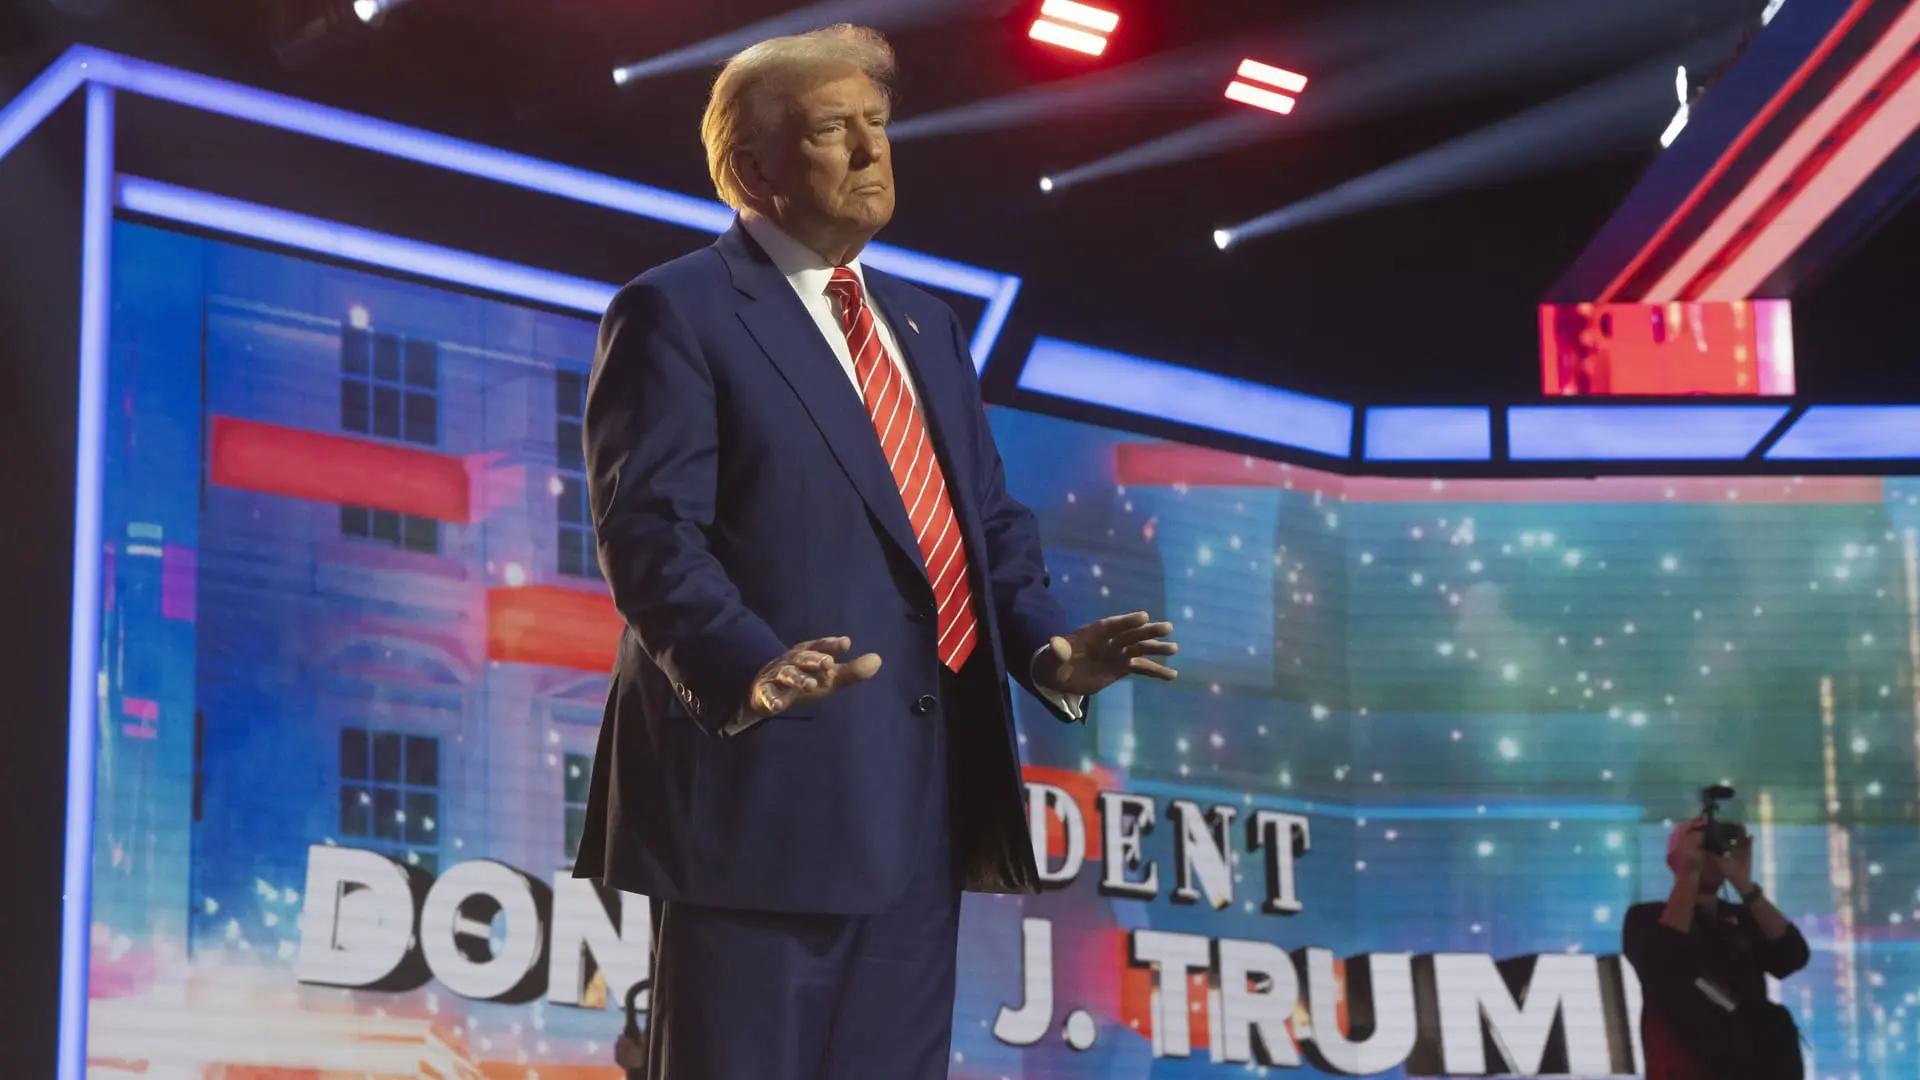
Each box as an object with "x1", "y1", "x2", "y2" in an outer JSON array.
[{"x1": 719, "y1": 226, "x2": 928, "y2": 587}]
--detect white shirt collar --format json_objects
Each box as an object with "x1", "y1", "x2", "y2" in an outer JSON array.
[{"x1": 739, "y1": 213, "x2": 869, "y2": 301}]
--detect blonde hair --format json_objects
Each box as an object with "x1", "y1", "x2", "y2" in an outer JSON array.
[{"x1": 701, "y1": 24, "x2": 896, "y2": 212}]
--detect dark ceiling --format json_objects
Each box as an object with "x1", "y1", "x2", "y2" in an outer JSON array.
[{"x1": 3, "y1": 0, "x2": 1774, "y2": 404}]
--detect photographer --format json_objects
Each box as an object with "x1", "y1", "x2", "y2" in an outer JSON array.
[{"x1": 1623, "y1": 814, "x2": 1810, "y2": 1079}]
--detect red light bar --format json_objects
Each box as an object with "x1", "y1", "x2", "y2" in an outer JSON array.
[
  {"x1": 1226, "y1": 58, "x2": 1309, "y2": 115},
  {"x1": 1029, "y1": 0, "x2": 1118, "y2": 58}
]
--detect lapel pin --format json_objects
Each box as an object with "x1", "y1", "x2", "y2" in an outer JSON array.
[{"x1": 907, "y1": 316, "x2": 920, "y2": 334}]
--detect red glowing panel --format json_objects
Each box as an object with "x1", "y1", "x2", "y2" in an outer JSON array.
[
  {"x1": 1029, "y1": 0, "x2": 1118, "y2": 57},
  {"x1": 208, "y1": 416, "x2": 472, "y2": 522},
  {"x1": 486, "y1": 585, "x2": 624, "y2": 673},
  {"x1": 1226, "y1": 59, "x2": 1309, "y2": 115},
  {"x1": 1539, "y1": 300, "x2": 1796, "y2": 396}
]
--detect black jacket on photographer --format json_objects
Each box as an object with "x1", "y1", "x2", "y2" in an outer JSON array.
[{"x1": 1623, "y1": 899, "x2": 1810, "y2": 1079}]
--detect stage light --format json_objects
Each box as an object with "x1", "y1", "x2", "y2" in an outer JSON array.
[
  {"x1": 352, "y1": 0, "x2": 381, "y2": 23},
  {"x1": 1225, "y1": 59, "x2": 1309, "y2": 115},
  {"x1": 1761, "y1": 0, "x2": 1786, "y2": 25},
  {"x1": 1659, "y1": 65, "x2": 1689, "y2": 148},
  {"x1": 1029, "y1": 0, "x2": 1118, "y2": 58},
  {"x1": 1039, "y1": 175, "x2": 1055, "y2": 192},
  {"x1": 270, "y1": 0, "x2": 400, "y2": 67},
  {"x1": 1212, "y1": 229, "x2": 1232, "y2": 250}
]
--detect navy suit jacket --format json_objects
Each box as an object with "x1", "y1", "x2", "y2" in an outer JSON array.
[{"x1": 572, "y1": 223, "x2": 1074, "y2": 914}]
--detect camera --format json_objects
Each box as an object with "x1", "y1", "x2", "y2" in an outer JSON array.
[{"x1": 1698, "y1": 784, "x2": 1745, "y2": 857}]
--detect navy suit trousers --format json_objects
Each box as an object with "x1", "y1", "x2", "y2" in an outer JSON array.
[{"x1": 643, "y1": 654, "x2": 996, "y2": 1080}]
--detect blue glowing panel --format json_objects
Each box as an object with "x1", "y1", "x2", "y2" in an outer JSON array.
[
  {"x1": 1018, "y1": 337, "x2": 1354, "y2": 458},
  {"x1": 1507, "y1": 405, "x2": 1788, "y2": 461},
  {"x1": 118, "y1": 178, "x2": 621, "y2": 315},
  {"x1": 1364, "y1": 406, "x2": 1493, "y2": 462},
  {"x1": 1766, "y1": 406, "x2": 1920, "y2": 460}
]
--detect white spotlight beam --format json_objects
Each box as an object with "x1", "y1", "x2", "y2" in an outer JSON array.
[
  {"x1": 1226, "y1": 41, "x2": 1734, "y2": 247},
  {"x1": 612, "y1": 0, "x2": 979, "y2": 86},
  {"x1": 1044, "y1": 0, "x2": 1754, "y2": 192}
]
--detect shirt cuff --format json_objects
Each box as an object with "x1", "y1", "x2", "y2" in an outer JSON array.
[{"x1": 1030, "y1": 645, "x2": 1087, "y2": 721}]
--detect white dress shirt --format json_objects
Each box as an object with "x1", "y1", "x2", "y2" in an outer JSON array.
[{"x1": 730, "y1": 213, "x2": 1084, "y2": 729}]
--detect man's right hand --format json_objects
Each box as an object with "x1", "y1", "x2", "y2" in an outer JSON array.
[{"x1": 745, "y1": 637, "x2": 882, "y2": 721}]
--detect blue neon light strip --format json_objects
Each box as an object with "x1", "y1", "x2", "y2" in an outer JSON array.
[
  {"x1": 1508, "y1": 404, "x2": 1789, "y2": 461},
  {"x1": 0, "y1": 46, "x2": 88, "y2": 164},
  {"x1": 1364, "y1": 406, "x2": 1493, "y2": 462},
  {"x1": 118, "y1": 177, "x2": 621, "y2": 315},
  {"x1": 1019, "y1": 337, "x2": 1355, "y2": 458},
  {"x1": 60, "y1": 82, "x2": 115, "y2": 1080},
  {"x1": 1766, "y1": 406, "x2": 1920, "y2": 460},
  {"x1": 61, "y1": 47, "x2": 1017, "y2": 368}
]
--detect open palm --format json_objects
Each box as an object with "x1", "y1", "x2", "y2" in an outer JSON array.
[{"x1": 1034, "y1": 611, "x2": 1178, "y2": 697}]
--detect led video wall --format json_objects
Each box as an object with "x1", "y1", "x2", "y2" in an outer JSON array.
[{"x1": 84, "y1": 219, "x2": 1918, "y2": 1078}]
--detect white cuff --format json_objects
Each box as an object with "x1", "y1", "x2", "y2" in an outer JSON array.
[{"x1": 1031, "y1": 645, "x2": 1087, "y2": 721}]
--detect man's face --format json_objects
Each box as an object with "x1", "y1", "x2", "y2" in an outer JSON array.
[{"x1": 748, "y1": 68, "x2": 895, "y2": 247}]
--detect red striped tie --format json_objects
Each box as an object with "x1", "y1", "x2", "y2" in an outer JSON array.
[{"x1": 827, "y1": 268, "x2": 977, "y2": 672}]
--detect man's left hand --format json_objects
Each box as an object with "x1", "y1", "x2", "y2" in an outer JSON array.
[{"x1": 1034, "y1": 611, "x2": 1178, "y2": 697}]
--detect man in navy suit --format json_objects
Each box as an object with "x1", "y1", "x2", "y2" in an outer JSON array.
[{"x1": 573, "y1": 23, "x2": 1178, "y2": 1080}]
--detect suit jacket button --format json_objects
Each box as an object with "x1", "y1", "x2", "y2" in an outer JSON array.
[{"x1": 912, "y1": 694, "x2": 937, "y2": 716}]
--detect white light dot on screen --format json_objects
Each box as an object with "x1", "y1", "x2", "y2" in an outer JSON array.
[
  {"x1": 1360, "y1": 551, "x2": 1374, "y2": 565},
  {"x1": 1602, "y1": 769, "x2": 1614, "y2": 780},
  {"x1": 1476, "y1": 841, "x2": 1494, "y2": 857},
  {"x1": 546, "y1": 475, "x2": 566, "y2": 497},
  {"x1": 1100, "y1": 585, "x2": 1110, "y2": 597},
  {"x1": 1372, "y1": 772, "x2": 1384, "y2": 783},
  {"x1": 1229, "y1": 535, "x2": 1242, "y2": 550},
  {"x1": 348, "y1": 304, "x2": 371, "y2": 329},
  {"x1": 1594, "y1": 906, "x2": 1612, "y2": 924},
  {"x1": 1450, "y1": 729, "x2": 1463, "y2": 741},
  {"x1": 1468, "y1": 559, "x2": 1484, "y2": 572},
  {"x1": 1630, "y1": 711, "x2": 1647, "y2": 727},
  {"x1": 1501, "y1": 663, "x2": 1519, "y2": 681},
  {"x1": 1623, "y1": 622, "x2": 1637, "y2": 634},
  {"x1": 1605, "y1": 832, "x2": 1623, "y2": 849},
  {"x1": 1209, "y1": 733, "x2": 1224, "y2": 749},
  {"x1": 1894, "y1": 913, "x2": 1906, "y2": 926},
  {"x1": 1661, "y1": 555, "x2": 1678, "y2": 571},
  {"x1": 1540, "y1": 532, "x2": 1556, "y2": 547},
  {"x1": 503, "y1": 563, "x2": 527, "y2": 587},
  {"x1": 1196, "y1": 544, "x2": 1213, "y2": 566},
  {"x1": 1497, "y1": 737, "x2": 1519, "y2": 760},
  {"x1": 1868, "y1": 781, "x2": 1883, "y2": 796},
  {"x1": 1870, "y1": 862, "x2": 1884, "y2": 877},
  {"x1": 1700, "y1": 665, "x2": 1712, "y2": 676},
  {"x1": 1844, "y1": 542, "x2": 1861, "y2": 559},
  {"x1": 1182, "y1": 605, "x2": 1195, "y2": 619},
  {"x1": 1835, "y1": 565, "x2": 1852, "y2": 580},
  {"x1": 1210, "y1": 682, "x2": 1222, "y2": 694},
  {"x1": 1176, "y1": 738, "x2": 1189, "y2": 754},
  {"x1": 1862, "y1": 632, "x2": 1876, "y2": 645},
  {"x1": 1411, "y1": 526, "x2": 1424, "y2": 539},
  {"x1": 1437, "y1": 641, "x2": 1456, "y2": 657},
  {"x1": 1692, "y1": 609, "x2": 1703, "y2": 621},
  {"x1": 1852, "y1": 736, "x2": 1869, "y2": 754},
  {"x1": 1616, "y1": 863, "x2": 1631, "y2": 878},
  {"x1": 1279, "y1": 770, "x2": 1292, "y2": 787},
  {"x1": 1179, "y1": 764, "x2": 1190, "y2": 776},
  {"x1": 1576, "y1": 671, "x2": 1589, "y2": 683},
  {"x1": 1311, "y1": 703, "x2": 1330, "y2": 720},
  {"x1": 1601, "y1": 679, "x2": 1614, "y2": 690},
  {"x1": 1594, "y1": 636, "x2": 1606, "y2": 648},
  {"x1": 1355, "y1": 860, "x2": 1367, "y2": 871},
  {"x1": 1385, "y1": 829, "x2": 1399, "y2": 840},
  {"x1": 1521, "y1": 532, "x2": 1537, "y2": 547},
  {"x1": 1466, "y1": 648, "x2": 1479, "y2": 660},
  {"x1": 1410, "y1": 572, "x2": 1424, "y2": 586},
  {"x1": 1563, "y1": 550, "x2": 1583, "y2": 567},
  {"x1": 1548, "y1": 820, "x2": 1562, "y2": 831},
  {"x1": 1470, "y1": 923, "x2": 1483, "y2": 934}
]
